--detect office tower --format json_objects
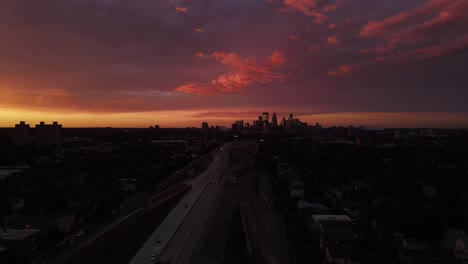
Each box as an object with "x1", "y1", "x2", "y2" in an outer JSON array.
[
  {"x1": 201, "y1": 122, "x2": 209, "y2": 133},
  {"x1": 35, "y1": 121, "x2": 62, "y2": 147},
  {"x1": 235, "y1": 120, "x2": 244, "y2": 129},
  {"x1": 272, "y1": 113, "x2": 278, "y2": 127},
  {"x1": 257, "y1": 116, "x2": 263, "y2": 128},
  {"x1": 280, "y1": 117, "x2": 286, "y2": 127},
  {"x1": 289, "y1": 113, "x2": 293, "y2": 121},
  {"x1": 262, "y1": 112, "x2": 269, "y2": 123},
  {"x1": 14, "y1": 121, "x2": 30, "y2": 146}
]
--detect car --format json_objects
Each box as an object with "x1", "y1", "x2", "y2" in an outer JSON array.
[
  {"x1": 156, "y1": 241, "x2": 161, "y2": 246},
  {"x1": 150, "y1": 256, "x2": 156, "y2": 261}
]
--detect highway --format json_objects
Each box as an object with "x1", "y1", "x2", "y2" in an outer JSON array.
[{"x1": 129, "y1": 143, "x2": 231, "y2": 264}]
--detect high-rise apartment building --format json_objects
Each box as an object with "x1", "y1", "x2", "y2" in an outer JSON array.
[
  {"x1": 35, "y1": 121, "x2": 62, "y2": 147},
  {"x1": 14, "y1": 121, "x2": 30, "y2": 146}
]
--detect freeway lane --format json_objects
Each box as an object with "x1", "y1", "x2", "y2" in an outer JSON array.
[{"x1": 129, "y1": 143, "x2": 231, "y2": 264}]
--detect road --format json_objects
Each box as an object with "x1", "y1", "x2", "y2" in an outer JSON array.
[
  {"x1": 129, "y1": 143, "x2": 231, "y2": 264},
  {"x1": 191, "y1": 141, "x2": 293, "y2": 264}
]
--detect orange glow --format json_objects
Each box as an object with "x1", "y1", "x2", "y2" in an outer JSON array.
[
  {"x1": 301, "y1": 112, "x2": 468, "y2": 128},
  {"x1": 1, "y1": 107, "x2": 467, "y2": 128},
  {"x1": 175, "y1": 7, "x2": 188, "y2": 12}
]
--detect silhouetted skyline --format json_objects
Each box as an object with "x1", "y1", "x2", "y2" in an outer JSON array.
[{"x1": 0, "y1": 1, "x2": 467, "y2": 128}]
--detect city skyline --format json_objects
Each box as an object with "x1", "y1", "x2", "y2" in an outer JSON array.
[
  {"x1": 1, "y1": 1, "x2": 467, "y2": 128},
  {"x1": 4, "y1": 111, "x2": 468, "y2": 129}
]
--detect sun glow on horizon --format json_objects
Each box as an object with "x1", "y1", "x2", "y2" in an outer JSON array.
[{"x1": 1, "y1": 108, "x2": 467, "y2": 129}]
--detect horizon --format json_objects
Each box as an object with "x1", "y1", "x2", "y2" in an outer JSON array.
[
  {"x1": 1, "y1": 1, "x2": 467, "y2": 127},
  {"x1": 2, "y1": 111, "x2": 468, "y2": 129}
]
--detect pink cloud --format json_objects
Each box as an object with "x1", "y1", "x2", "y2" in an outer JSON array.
[
  {"x1": 360, "y1": 44, "x2": 396, "y2": 54},
  {"x1": 390, "y1": 1, "x2": 468, "y2": 45},
  {"x1": 307, "y1": 44, "x2": 321, "y2": 53},
  {"x1": 372, "y1": 35, "x2": 468, "y2": 64},
  {"x1": 360, "y1": 0, "x2": 457, "y2": 38},
  {"x1": 327, "y1": 36, "x2": 341, "y2": 45},
  {"x1": 330, "y1": 35, "x2": 468, "y2": 76},
  {"x1": 327, "y1": 64, "x2": 357, "y2": 76},
  {"x1": 175, "y1": 7, "x2": 188, "y2": 12},
  {"x1": 194, "y1": 52, "x2": 205, "y2": 58},
  {"x1": 322, "y1": 4, "x2": 338, "y2": 13},
  {"x1": 328, "y1": 18, "x2": 352, "y2": 30},
  {"x1": 194, "y1": 28, "x2": 204, "y2": 32},
  {"x1": 290, "y1": 34, "x2": 300, "y2": 40},
  {"x1": 269, "y1": 50, "x2": 287, "y2": 65},
  {"x1": 279, "y1": 0, "x2": 335, "y2": 24},
  {"x1": 175, "y1": 51, "x2": 288, "y2": 95}
]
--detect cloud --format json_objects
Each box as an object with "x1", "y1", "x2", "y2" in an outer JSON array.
[
  {"x1": 322, "y1": 4, "x2": 337, "y2": 13},
  {"x1": 189, "y1": 110, "x2": 267, "y2": 119},
  {"x1": 269, "y1": 50, "x2": 287, "y2": 65},
  {"x1": 328, "y1": 18, "x2": 353, "y2": 30},
  {"x1": 359, "y1": 0, "x2": 456, "y2": 38},
  {"x1": 194, "y1": 52, "x2": 205, "y2": 58},
  {"x1": 307, "y1": 44, "x2": 321, "y2": 53},
  {"x1": 175, "y1": 7, "x2": 188, "y2": 12},
  {"x1": 277, "y1": 0, "x2": 340, "y2": 24},
  {"x1": 175, "y1": 51, "x2": 288, "y2": 95},
  {"x1": 290, "y1": 34, "x2": 300, "y2": 40},
  {"x1": 360, "y1": 44, "x2": 395, "y2": 54},
  {"x1": 372, "y1": 35, "x2": 468, "y2": 64},
  {"x1": 388, "y1": 1, "x2": 468, "y2": 46},
  {"x1": 329, "y1": 35, "x2": 468, "y2": 76},
  {"x1": 1, "y1": 0, "x2": 468, "y2": 120},
  {"x1": 327, "y1": 64, "x2": 356, "y2": 76},
  {"x1": 327, "y1": 36, "x2": 341, "y2": 45}
]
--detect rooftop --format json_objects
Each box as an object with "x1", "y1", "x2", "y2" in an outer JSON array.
[
  {"x1": 0, "y1": 229, "x2": 40, "y2": 241},
  {"x1": 289, "y1": 180, "x2": 305, "y2": 188},
  {"x1": 311, "y1": 214, "x2": 351, "y2": 222},
  {"x1": 0, "y1": 170, "x2": 23, "y2": 180}
]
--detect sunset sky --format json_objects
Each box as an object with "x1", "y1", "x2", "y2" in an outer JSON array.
[{"x1": 1, "y1": 0, "x2": 467, "y2": 128}]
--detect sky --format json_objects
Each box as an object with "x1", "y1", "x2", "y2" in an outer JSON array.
[{"x1": 0, "y1": 0, "x2": 467, "y2": 128}]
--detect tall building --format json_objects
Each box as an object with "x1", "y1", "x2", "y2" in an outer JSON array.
[
  {"x1": 262, "y1": 112, "x2": 269, "y2": 123},
  {"x1": 14, "y1": 121, "x2": 30, "y2": 146},
  {"x1": 280, "y1": 117, "x2": 286, "y2": 127},
  {"x1": 289, "y1": 113, "x2": 293, "y2": 121},
  {"x1": 272, "y1": 113, "x2": 278, "y2": 127},
  {"x1": 35, "y1": 121, "x2": 62, "y2": 147},
  {"x1": 235, "y1": 120, "x2": 244, "y2": 130},
  {"x1": 257, "y1": 116, "x2": 263, "y2": 128}
]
